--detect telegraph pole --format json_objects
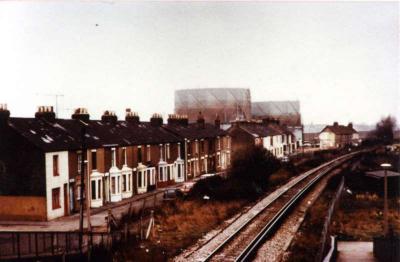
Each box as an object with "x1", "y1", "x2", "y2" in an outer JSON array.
[{"x1": 79, "y1": 124, "x2": 86, "y2": 253}]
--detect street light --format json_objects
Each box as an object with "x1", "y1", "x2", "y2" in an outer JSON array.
[{"x1": 380, "y1": 163, "x2": 391, "y2": 237}]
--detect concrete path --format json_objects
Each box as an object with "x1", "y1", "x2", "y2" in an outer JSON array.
[{"x1": 337, "y1": 241, "x2": 377, "y2": 262}]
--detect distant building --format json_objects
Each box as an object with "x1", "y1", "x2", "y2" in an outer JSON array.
[
  {"x1": 228, "y1": 119, "x2": 297, "y2": 159},
  {"x1": 252, "y1": 101, "x2": 303, "y2": 146},
  {"x1": 175, "y1": 88, "x2": 251, "y2": 124},
  {"x1": 319, "y1": 122, "x2": 360, "y2": 149}
]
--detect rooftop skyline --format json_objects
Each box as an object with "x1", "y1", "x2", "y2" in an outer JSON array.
[{"x1": 0, "y1": 1, "x2": 398, "y2": 125}]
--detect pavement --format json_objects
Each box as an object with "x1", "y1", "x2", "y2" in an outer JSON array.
[
  {"x1": 337, "y1": 241, "x2": 377, "y2": 262},
  {"x1": 0, "y1": 187, "x2": 173, "y2": 232}
]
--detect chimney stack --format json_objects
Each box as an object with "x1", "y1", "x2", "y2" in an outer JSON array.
[
  {"x1": 215, "y1": 114, "x2": 221, "y2": 129},
  {"x1": 333, "y1": 121, "x2": 338, "y2": 126},
  {"x1": 0, "y1": 104, "x2": 10, "y2": 125},
  {"x1": 150, "y1": 113, "x2": 163, "y2": 127},
  {"x1": 348, "y1": 122, "x2": 353, "y2": 129},
  {"x1": 35, "y1": 106, "x2": 56, "y2": 121},
  {"x1": 71, "y1": 108, "x2": 90, "y2": 122},
  {"x1": 197, "y1": 111, "x2": 205, "y2": 128},
  {"x1": 125, "y1": 108, "x2": 140, "y2": 124},
  {"x1": 101, "y1": 110, "x2": 118, "y2": 124}
]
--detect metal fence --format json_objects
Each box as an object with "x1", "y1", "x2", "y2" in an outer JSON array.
[
  {"x1": 0, "y1": 231, "x2": 123, "y2": 260},
  {"x1": 316, "y1": 176, "x2": 345, "y2": 262}
]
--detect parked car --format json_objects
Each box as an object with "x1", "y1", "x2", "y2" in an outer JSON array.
[
  {"x1": 180, "y1": 181, "x2": 196, "y2": 195},
  {"x1": 163, "y1": 189, "x2": 183, "y2": 201},
  {"x1": 281, "y1": 156, "x2": 290, "y2": 163},
  {"x1": 200, "y1": 173, "x2": 216, "y2": 179}
]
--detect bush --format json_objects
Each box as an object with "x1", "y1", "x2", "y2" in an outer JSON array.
[{"x1": 189, "y1": 146, "x2": 281, "y2": 201}]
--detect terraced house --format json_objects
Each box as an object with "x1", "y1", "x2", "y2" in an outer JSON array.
[
  {"x1": 0, "y1": 105, "x2": 232, "y2": 221},
  {"x1": 0, "y1": 106, "x2": 184, "y2": 221},
  {"x1": 163, "y1": 113, "x2": 231, "y2": 179},
  {"x1": 228, "y1": 119, "x2": 297, "y2": 158}
]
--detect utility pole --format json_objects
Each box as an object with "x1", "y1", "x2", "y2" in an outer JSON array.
[
  {"x1": 381, "y1": 163, "x2": 391, "y2": 237},
  {"x1": 79, "y1": 120, "x2": 91, "y2": 253},
  {"x1": 79, "y1": 124, "x2": 86, "y2": 253}
]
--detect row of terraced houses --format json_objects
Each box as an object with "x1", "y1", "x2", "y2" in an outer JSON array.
[{"x1": 0, "y1": 105, "x2": 297, "y2": 221}]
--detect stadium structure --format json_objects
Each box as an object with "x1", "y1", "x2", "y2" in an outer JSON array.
[
  {"x1": 252, "y1": 101, "x2": 303, "y2": 145},
  {"x1": 175, "y1": 88, "x2": 251, "y2": 124}
]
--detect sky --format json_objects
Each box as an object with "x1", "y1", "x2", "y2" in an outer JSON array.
[{"x1": 0, "y1": 1, "x2": 398, "y2": 125}]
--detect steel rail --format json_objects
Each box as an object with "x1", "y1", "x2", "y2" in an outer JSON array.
[{"x1": 202, "y1": 152, "x2": 359, "y2": 262}]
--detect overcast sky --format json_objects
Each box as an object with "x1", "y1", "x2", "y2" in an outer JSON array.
[{"x1": 0, "y1": 1, "x2": 398, "y2": 125}]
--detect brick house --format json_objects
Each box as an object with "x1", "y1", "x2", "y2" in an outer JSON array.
[
  {"x1": 163, "y1": 113, "x2": 231, "y2": 179},
  {"x1": 319, "y1": 122, "x2": 359, "y2": 149},
  {"x1": 0, "y1": 106, "x2": 184, "y2": 221},
  {"x1": 228, "y1": 119, "x2": 297, "y2": 159}
]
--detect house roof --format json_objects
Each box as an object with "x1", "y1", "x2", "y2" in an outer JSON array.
[
  {"x1": 6, "y1": 117, "x2": 182, "y2": 152},
  {"x1": 321, "y1": 124, "x2": 357, "y2": 135},
  {"x1": 232, "y1": 123, "x2": 283, "y2": 138},
  {"x1": 162, "y1": 122, "x2": 227, "y2": 140}
]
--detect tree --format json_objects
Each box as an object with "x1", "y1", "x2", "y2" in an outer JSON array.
[{"x1": 374, "y1": 116, "x2": 397, "y2": 144}]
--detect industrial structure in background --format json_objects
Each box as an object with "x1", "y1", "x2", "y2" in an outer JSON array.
[
  {"x1": 251, "y1": 100, "x2": 303, "y2": 146},
  {"x1": 174, "y1": 88, "x2": 251, "y2": 125},
  {"x1": 175, "y1": 88, "x2": 303, "y2": 146}
]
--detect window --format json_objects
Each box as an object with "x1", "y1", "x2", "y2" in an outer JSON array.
[
  {"x1": 111, "y1": 148, "x2": 116, "y2": 167},
  {"x1": 146, "y1": 145, "x2": 151, "y2": 161},
  {"x1": 117, "y1": 176, "x2": 120, "y2": 193},
  {"x1": 52, "y1": 188, "x2": 60, "y2": 209},
  {"x1": 166, "y1": 144, "x2": 170, "y2": 159},
  {"x1": 138, "y1": 171, "x2": 142, "y2": 188},
  {"x1": 98, "y1": 180, "x2": 102, "y2": 199},
  {"x1": 138, "y1": 147, "x2": 142, "y2": 163},
  {"x1": 177, "y1": 164, "x2": 181, "y2": 178},
  {"x1": 167, "y1": 166, "x2": 171, "y2": 180},
  {"x1": 147, "y1": 169, "x2": 151, "y2": 185},
  {"x1": 195, "y1": 141, "x2": 199, "y2": 154},
  {"x1": 159, "y1": 167, "x2": 163, "y2": 181},
  {"x1": 122, "y1": 175, "x2": 126, "y2": 192},
  {"x1": 77, "y1": 152, "x2": 82, "y2": 173},
  {"x1": 217, "y1": 138, "x2": 221, "y2": 150},
  {"x1": 91, "y1": 151, "x2": 97, "y2": 170},
  {"x1": 128, "y1": 174, "x2": 131, "y2": 191},
  {"x1": 53, "y1": 155, "x2": 59, "y2": 176},
  {"x1": 91, "y1": 180, "x2": 96, "y2": 200},
  {"x1": 200, "y1": 141, "x2": 204, "y2": 153},
  {"x1": 111, "y1": 177, "x2": 116, "y2": 194},
  {"x1": 122, "y1": 148, "x2": 127, "y2": 165}
]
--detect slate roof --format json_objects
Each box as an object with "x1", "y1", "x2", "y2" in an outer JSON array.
[
  {"x1": 234, "y1": 123, "x2": 282, "y2": 138},
  {"x1": 6, "y1": 117, "x2": 182, "y2": 152},
  {"x1": 163, "y1": 123, "x2": 227, "y2": 140},
  {"x1": 321, "y1": 125, "x2": 357, "y2": 135}
]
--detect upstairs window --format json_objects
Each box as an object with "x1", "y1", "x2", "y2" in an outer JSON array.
[
  {"x1": 146, "y1": 145, "x2": 151, "y2": 161},
  {"x1": 166, "y1": 144, "x2": 170, "y2": 159},
  {"x1": 53, "y1": 155, "x2": 59, "y2": 177},
  {"x1": 111, "y1": 148, "x2": 116, "y2": 167},
  {"x1": 91, "y1": 150, "x2": 97, "y2": 170},
  {"x1": 200, "y1": 141, "x2": 204, "y2": 153}
]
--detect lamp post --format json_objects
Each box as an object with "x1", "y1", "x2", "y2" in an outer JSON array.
[{"x1": 380, "y1": 163, "x2": 391, "y2": 236}]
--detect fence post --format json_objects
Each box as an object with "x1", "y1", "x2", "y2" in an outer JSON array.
[
  {"x1": 51, "y1": 233, "x2": 55, "y2": 255},
  {"x1": 35, "y1": 232, "x2": 39, "y2": 257},
  {"x1": 16, "y1": 233, "x2": 21, "y2": 259}
]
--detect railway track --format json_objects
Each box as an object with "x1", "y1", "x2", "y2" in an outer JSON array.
[{"x1": 182, "y1": 152, "x2": 361, "y2": 262}]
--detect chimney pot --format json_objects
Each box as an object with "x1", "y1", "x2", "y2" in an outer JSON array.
[{"x1": 35, "y1": 105, "x2": 56, "y2": 121}]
